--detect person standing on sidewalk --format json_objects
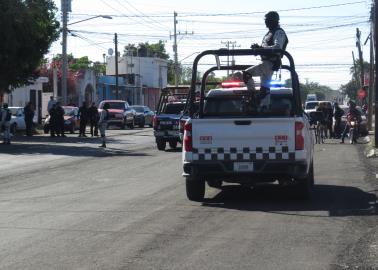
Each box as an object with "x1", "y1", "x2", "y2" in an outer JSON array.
[
  {"x1": 88, "y1": 102, "x2": 99, "y2": 137},
  {"x1": 47, "y1": 96, "x2": 55, "y2": 114},
  {"x1": 1, "y1": 103, "x2": 12, "y2": 144},
  {"x1": 49, "y1": 103, "x2": 57, "y2": 137},
  {"x1": 78, "y1": 102, "x2": 88, "y2": 137},
  {"x1": 24, "y1": 102, "x2": 35, "y2": 136},
  {"x1": 98, "y1": 103, "x2": 109, "y2": 148},
  {"x1": 55, "y1": 102, "x2": 66, "y2": 137}
]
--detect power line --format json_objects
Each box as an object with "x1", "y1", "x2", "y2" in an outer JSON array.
[
  {"x1": 99, "y1": 0, "x2": 166, "y2": 32},
  {"x1": 177, "y1": 1, "x2": 367, "y2": 17},
  {"x1": 70, "y1": 1, "x2": 367, "y2": 18},
  {"x1": 71, "y1": 12, "x2": 368, "y2": 19},
  {"x1": 113, "y1": 0, "x2": 168, "y2": 31},
  {"x1": 122, "y1": 0, "x2": 169, "y2": 30}
]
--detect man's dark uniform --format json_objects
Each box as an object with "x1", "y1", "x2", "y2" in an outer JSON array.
[
  {"x1": 24, "y1": 103, "x2": 34, "y2": 136},
  {"x1": 88, "y1": 103, "x2": 99, "y2": 136},
  {"x1": 49, "y1": 105, "x2": 57, "y2": 137},
  {"x1": 55, "y1": 104, "x2": 65, "y2": 137},
  {"x1": 78, "y1": 103, "x2": 88, "y2": 137}
]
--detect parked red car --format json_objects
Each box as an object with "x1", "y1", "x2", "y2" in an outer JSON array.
[{"x1": 98, "y1": 100, "x2": 136, "y2": 129}]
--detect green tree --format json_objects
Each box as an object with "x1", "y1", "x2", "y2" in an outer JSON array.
[
  {"x1": 300, "y1": 81, "x2": 333, "y2": 102},
  {"x1": 0, "y1": 0, "x2": 60, "y2": 93},
  {"x1": 123, "y1": 43, "x2": 138, "y2": 56},
  {"x1": 340, "y1": 59, "x2": 370, "y2": 100},
  {"x1": 123, "y1": 41, "x2": 169, "y2": 59},
  {"x1": 69, "y1": 56, "x2": 92, "y2": 72},
  {"x1": 180, "y1": 66, "x2": 193, "y2": 85}
]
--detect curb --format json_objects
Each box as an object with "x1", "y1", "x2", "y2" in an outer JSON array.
[{"x1": 364, "y1": 134, "x2": 377, "y2": 158}]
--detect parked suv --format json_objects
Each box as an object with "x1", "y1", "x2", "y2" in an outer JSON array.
[{"x1": 98, "y1": 100, "x2": 135, "y2": 129}]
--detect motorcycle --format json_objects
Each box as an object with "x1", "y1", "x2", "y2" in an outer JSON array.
[{"x1": 348, "y1": 116, "x2": 359, "y2": 144}]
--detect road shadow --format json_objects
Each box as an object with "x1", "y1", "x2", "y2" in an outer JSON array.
[
  {"x1": 165, "y1": 147, "x2": 182, "y2": 153},
  {"x1": 11, "y1": 134, "x2": 106, "y2": 145},
  {"x1": 202, "y1": 184, "x2": 378, "y2": 217},
  {"x1": 0, "y1": 139, "x2": 151, "y2": 158}
]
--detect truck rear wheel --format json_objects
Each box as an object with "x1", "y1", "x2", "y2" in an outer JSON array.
[
  {"x1": 156, "y1": 139, "x2": 166, "y2": 151},
  {"x1": 169, "y1": 140, "x2": 177, "y2": 149},
  {"x1": 186, "y1": 176, "x2": 205, "y2": 201},
  {"x1": 294, "y1": 162, "x2": 314, "y2": 199}
]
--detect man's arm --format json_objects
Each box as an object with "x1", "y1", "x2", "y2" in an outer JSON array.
[{"x1": 264, "y1": 29, "x2": 286, "y2": 50}]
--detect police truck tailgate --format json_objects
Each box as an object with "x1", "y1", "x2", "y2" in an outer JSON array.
[{"x1": 191, "y1": 117, "x2": 296, "y2": 161}]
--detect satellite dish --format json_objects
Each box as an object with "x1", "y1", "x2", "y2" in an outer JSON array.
[{"x1": 108, "y1": 48, "x2": 114, "y2": 56}]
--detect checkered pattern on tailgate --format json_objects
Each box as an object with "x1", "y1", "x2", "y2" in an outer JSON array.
[{"x1": 191, "y1": 146, "x2": 295, "y2": 161}]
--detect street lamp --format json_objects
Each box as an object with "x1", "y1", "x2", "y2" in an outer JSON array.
[
  {"x1": 68, "y1": 15, "x2": 112, "y2": 26},
  {"x1": 61, "y1": 14, "x2": 112, "y2": 105}
]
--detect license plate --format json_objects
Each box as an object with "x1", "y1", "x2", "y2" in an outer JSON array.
[
  {"x1": 160, "y1": 121, "x2": 172, "y2": 125},
  {"x1": 115, "y1": 114, "x2": 123, "y2": 118},
  {"x1": 234, "y1": 162, "x2": 254, "y2": 172}
]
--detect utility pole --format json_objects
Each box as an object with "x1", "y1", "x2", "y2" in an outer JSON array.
[
  {"x1": 368, "y1": 5, "x2": 374, "y2": 131},
  {"x1": 221, "y1": 41, "x2": 237, "y2": 77},
  {"x1": 173, "y1": 12, "x2": 178, "y2": 88},
  {"x1": 352, "y1": 51, "x2": 359, "y2": 87},
  {"x1": 61, "y1": 0, "x2": 69, "y2": 105},
  {"x1": 170, "y1": 12, "x2": 194, "y2": 89},
  {"x1": 356, "y1": 28, "x2": 365, "y2": 89},
  {"x1": 114, "y1": 33, "x2": 119, "y2": 100},
  {"x1": 374, "y1": 0, "x2": 378, "y2": 146}
]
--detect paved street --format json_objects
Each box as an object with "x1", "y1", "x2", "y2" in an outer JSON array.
[{"x1": 0, "y1": 129, "x2": 377, "y2": 270}]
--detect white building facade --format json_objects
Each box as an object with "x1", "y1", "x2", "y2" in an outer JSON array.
[
  {"x1": 106, "y1": 55, "x2": 168, "y2": 89},
  {"x1": 4, "y1": 77, "x2": 48, "y2": 123}
]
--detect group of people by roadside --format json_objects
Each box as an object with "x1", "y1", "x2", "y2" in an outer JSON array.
[
  {"x1": 76, "y1": 100, "x2": 110, "y2": 148},
  {"x1": 77, "y1": 101, "x2": 100, "y2": 137},
  {"x1": 47, "y1": 99, "x2": 66, "y2": 138},
  {"x1": 47, "y1": 96, "x2": 109, "y2": 148},
  {"x1": 313, "y1": 100, "x2": 363, "y2": 144}
]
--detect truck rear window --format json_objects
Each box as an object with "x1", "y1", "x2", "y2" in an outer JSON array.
[
  {"x1": 163, "y1": 103, "x2": 185, "y2": 114},
  {"x1": 203, "y1": 94, "x2": 293, "y2": 117}
]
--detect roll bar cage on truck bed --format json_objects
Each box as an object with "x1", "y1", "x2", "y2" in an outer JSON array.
[
  {"x1": 186, "y1": 48, "x2": 302, "y2": 117},
  {"x1": 156, "y1": 87, "x2": 188, "y2": 114}
]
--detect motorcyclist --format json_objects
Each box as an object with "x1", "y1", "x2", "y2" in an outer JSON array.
[
  {"x1": 340, "y1": 101, "x2": 361, "y2": 144},
  {"x1": 333, "y1": 102, "x2": 344, "y2": 138}
]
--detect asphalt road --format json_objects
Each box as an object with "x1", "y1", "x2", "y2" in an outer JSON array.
[{"x1": 0, "y1": 129, "x2": 377, "y2": 270}]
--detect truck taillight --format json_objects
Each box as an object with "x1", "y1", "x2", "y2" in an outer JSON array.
[
  {"x1": 183, "y1": 122, "x2": 192, "y2": 152},
  {"x1": 179, "y1": 119, "x2": 186, "y2": 133},
  {"x1": 152, "y1": 115, "x2": 157, "y2": 129},
  {"x1": 295, "y1": 121, "x2": 304, "y2": 150}
]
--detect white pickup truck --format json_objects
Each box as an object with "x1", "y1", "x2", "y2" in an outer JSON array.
[{"x1": 182, "y1": 49, "x2": 314, "y2": 201}]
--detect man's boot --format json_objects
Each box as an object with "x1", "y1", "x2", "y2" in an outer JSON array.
[{"x1": 99, "y1": 142, "x2": 106, "y2": 148}]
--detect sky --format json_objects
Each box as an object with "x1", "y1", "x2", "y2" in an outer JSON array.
[{"x1": 49, "y1": 0, "x2": 372, "y2": 90}]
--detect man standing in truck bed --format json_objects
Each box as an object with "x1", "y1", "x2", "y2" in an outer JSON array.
[{"x1": 243, "y1": 11, "x2": 288, "y2": 108}]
